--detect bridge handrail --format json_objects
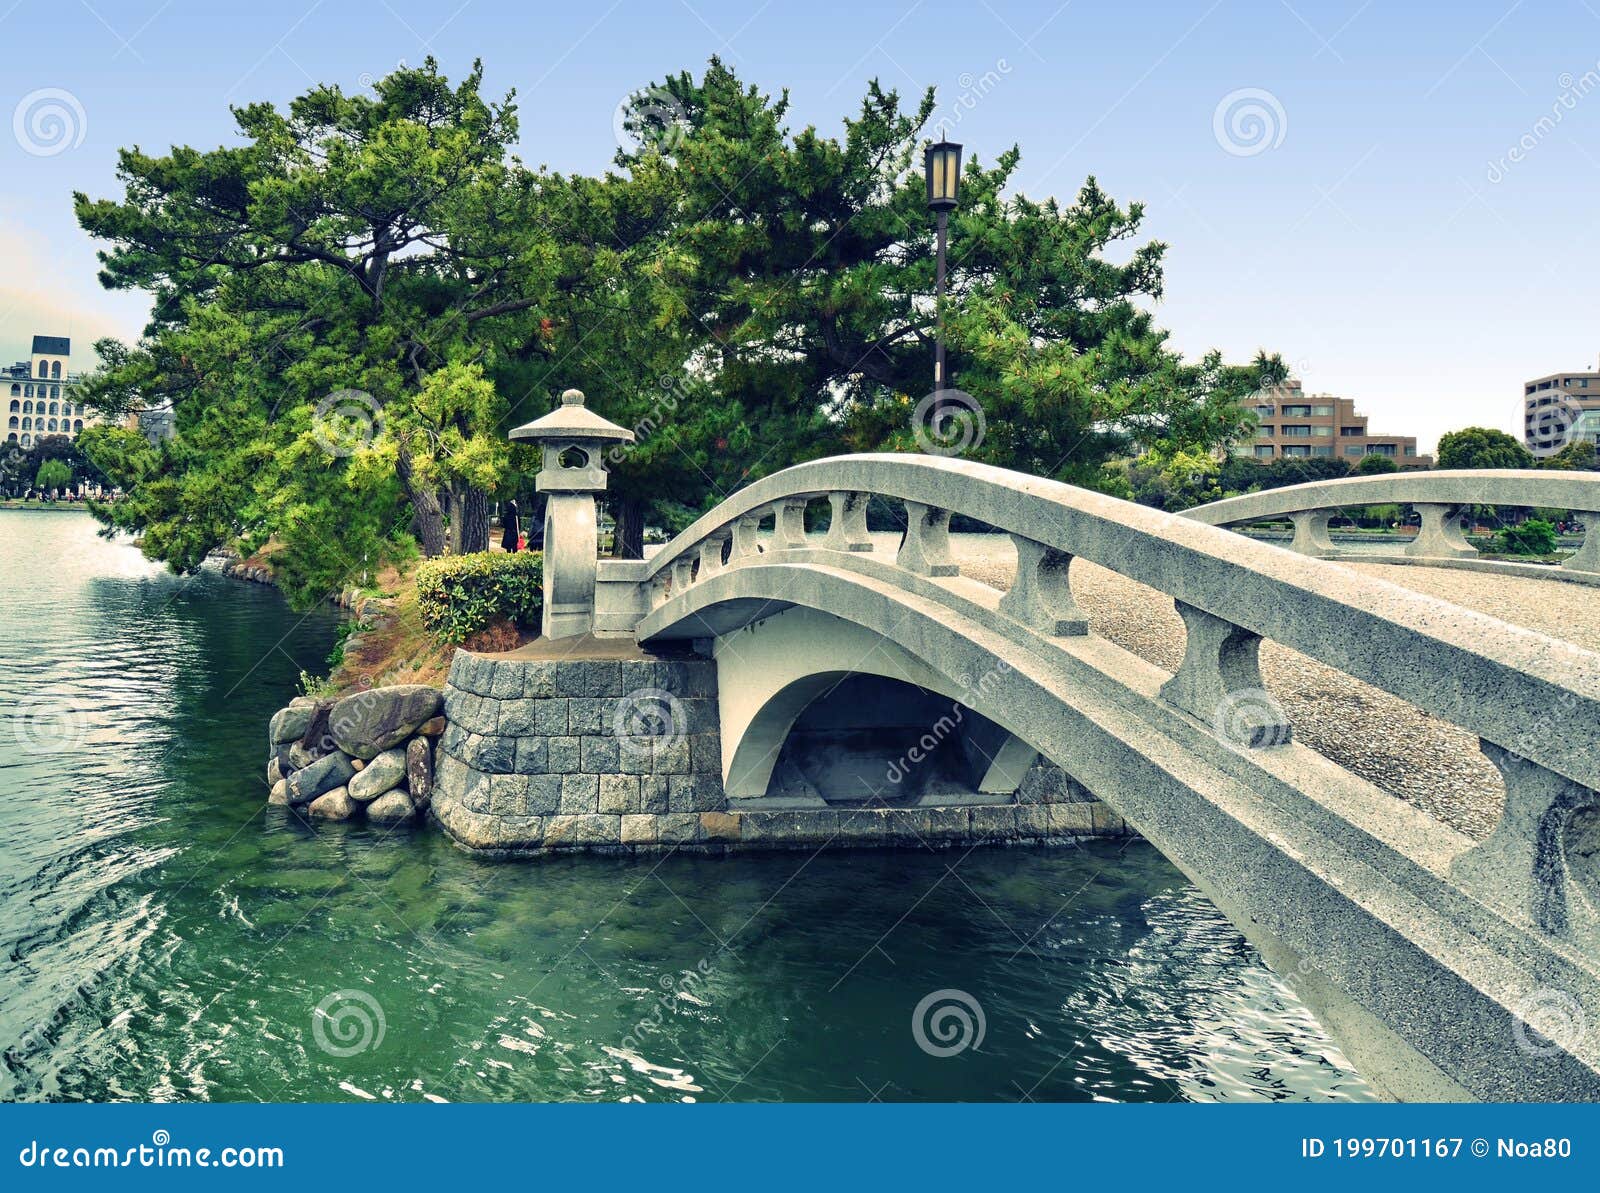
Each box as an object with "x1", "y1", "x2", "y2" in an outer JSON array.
[
  {"x1": 1186, "y1": 468, "x2": 1600, "y2": 526},
  {"x1": 640, "y1": 453, "x2": 1600, "y2": 794}
]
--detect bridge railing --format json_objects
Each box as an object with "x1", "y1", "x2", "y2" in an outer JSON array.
[
  {"x1": 1185, "y1": 468, "x2": 1600, "y2": 577},
  {"x1": 638, "y1": 453, "x2": 1600, "y2": 944}
]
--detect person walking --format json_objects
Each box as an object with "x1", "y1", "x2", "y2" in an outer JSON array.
[{"x1": 500, "y1": 498, "x2": 520, "y2": 553}]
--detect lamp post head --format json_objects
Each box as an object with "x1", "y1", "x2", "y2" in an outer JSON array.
[
  {"x1": 508, "y1": 388, "x2": 634, "y2": 493},
  {"x1": 924, "y1": 139, "x2": 963, "y2": 212}
]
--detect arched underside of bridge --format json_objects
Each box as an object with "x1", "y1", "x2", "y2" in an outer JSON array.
[
  {"x1": 632, "y1": 530, "x2": 1600, "y2": 1105},
  {"x1": 735, "y1": 668, "x2": 1033, "y2": 805}
]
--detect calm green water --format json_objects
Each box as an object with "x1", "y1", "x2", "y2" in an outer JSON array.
[{"x1": 0, "y1": 511, "x2": 1375, "y2": 1103}]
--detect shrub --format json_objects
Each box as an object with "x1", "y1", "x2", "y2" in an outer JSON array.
[
  {"x1": 1493, "y1": 519, "x2": 1558, "y2": 557},
  {"x1": 417, "y1": 551, "x2": 543, "y2": 644}
]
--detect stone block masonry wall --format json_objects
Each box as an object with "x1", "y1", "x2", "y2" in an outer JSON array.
[{"x1": 430, "y1": 650, "x2": 1132, "y2": 857}]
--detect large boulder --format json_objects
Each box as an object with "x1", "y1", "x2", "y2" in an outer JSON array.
[
  {"x1": 348, "y1": 747, "x2": 407, "y2": 802},
  {"x1": 366, "y1": 789, "x2": 418, "y2": 825},
  {"x1": 268, "y1": 779, "x2": 291, "y2": 806},
  {"x1": 406, "y1": 737, "x2": 434, "y2": 810},
  {"x1": 329, "y1": 686, "x2": 444, "y2": 760},
  {"x1": 297, "y1": 701, "x2": 337, "y2": 756},
  {"x1": 269, "y1": 702, "x2": 316, "y2": 745},
  {"x1": 308, "y1": 786, "x2": 358, "y2": 820},
  {"x1": 286, "y1": 751, "x2": 355, "y2": 805}
]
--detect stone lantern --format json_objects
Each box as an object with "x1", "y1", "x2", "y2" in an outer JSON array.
[{"x1": 509, "y1": 389, "x2": 634, "y2": 640}]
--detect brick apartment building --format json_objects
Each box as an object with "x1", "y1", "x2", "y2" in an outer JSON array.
[{"x1": 1236, "y1": 381, "x2": 1432, "y2": 468}]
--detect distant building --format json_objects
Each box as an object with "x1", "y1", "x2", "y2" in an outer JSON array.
[
  {"x1": 132, "y1": 404, "x2": 176, "y2": 443},
  {"x1": 1235, "y1": 381, "x2": 1432, "y2": 468},
  {"x1": 4, "y1": 335, "x2": 95, "y2": 449},
  {"x1": 1523, "y1": 367, "x2": 1600, "y2": 456}
]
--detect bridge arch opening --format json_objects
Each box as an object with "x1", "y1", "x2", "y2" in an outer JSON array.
[{"x1": 752, "y1": 673, "x2": 1037, "y2": 804}]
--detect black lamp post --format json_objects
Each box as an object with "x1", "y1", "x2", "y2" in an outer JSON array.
[{"x1": 924, "y1": 138, "x2": 963, "y2": 400}]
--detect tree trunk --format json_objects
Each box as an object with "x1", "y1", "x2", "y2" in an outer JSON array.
[
  {"x1": 612, "y1": 495, "x2": 645, "y2": 559},
  {"x1": 457, "y1": 485, "x2": 491, "y2": 555},
  {"x1": 397, "y1": 447, "x2": 448, "y2": 557}
]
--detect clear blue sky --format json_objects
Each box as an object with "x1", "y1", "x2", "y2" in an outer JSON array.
[{"x1": 3, "y1": 0, "x2": 1597, "y2": 451}]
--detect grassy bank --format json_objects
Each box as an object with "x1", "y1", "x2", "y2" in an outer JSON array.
[{"x1": 231, "y1": 548, "x2": 539, "y2": 700}]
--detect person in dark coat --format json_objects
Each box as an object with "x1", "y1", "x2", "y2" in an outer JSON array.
[{"x1": 500, "y1": 499, "x2": 520, "y2": 553}]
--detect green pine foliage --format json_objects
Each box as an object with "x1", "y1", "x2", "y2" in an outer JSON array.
[{"x1": 74, "y1": 55, "x2": 1283, "y2": 595}]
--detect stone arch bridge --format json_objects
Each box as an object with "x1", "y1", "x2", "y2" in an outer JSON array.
[{"x1": 436, "y1": 399, "x2": 1600, "y2": 1104}]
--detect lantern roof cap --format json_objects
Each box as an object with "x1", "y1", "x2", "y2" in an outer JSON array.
[{"x1": 509, "y1": 389, "x2": 634, "y2": 444}]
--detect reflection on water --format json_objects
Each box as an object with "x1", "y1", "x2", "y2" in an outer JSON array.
[{"x1": 0, "y1": 511, "x2": 1374, "y2": 1103}]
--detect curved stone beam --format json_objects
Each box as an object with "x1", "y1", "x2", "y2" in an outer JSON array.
[
  {"x1": 1188, "y1": 469, "x2": 1600, "y2": 577},
  {"x1": 1187, "y1": 469, "x2": 1600, "y2": 528},
  {"x1": 641, "y1": 559, "x2": 1600, "y2": 1101}
]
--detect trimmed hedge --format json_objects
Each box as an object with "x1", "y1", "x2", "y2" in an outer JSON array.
[{"x1": 417, "y1": 551, "x2": 544, "y2": 644}]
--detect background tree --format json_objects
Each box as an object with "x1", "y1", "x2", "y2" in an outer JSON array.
[
  {"x1": 75, "y1": 60, "x2": 552, "y2": 595},
  {"x1": 1436, "y1": 426, "x2": 1534, "y2": 470},
  {"x1": 1354, "y1": 452, "x2": 1400, "y2": 475},
  {"x1": 614, "y1": 60, "x2": 1282, "y2": 550},
  {"x1": 1218, "y1": 453, "x2": 1350, "y2": 494},
  {"x1": 1540, "y1": 439, "x2": 1599, "y2": 470},
  {"x1": 35, "y1": 458, "x2": 72, "y2": 493},
  {"x1": 74, "y1": 55, "x2": 1288, "y2": 588}
]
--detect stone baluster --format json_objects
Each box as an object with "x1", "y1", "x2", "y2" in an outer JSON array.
[
  {"x1": 1288, "y1": 510, "x2": 1336, "y2": 557},
  {"x1": 1451, "y1": 741, "x2": 1599, "y2": 944},
  {"x1": 672, "y1": 556, "x2": 695, "y2": 592},
  {"x1": 997, "y1": 536, "x2": 1088, "y2": 636},
  {"x1": 650, "y1": 573, "x2": 671, "y2": 609},
  {"x1": 1562, "y1": 510, "x2": 1600, "y2": 578},
  {"x1": 1407, "y1": 503, "x2": 1477, "y2": 559},
  {"x1": 730, "y1": 513, "x2": 764, "y2": 560},
  {"x1": 773, "y1": 498, "x2": 810, "y2": 549},
  {"x1": 897, "y1": 500, "x2": 959, "y2": 577},
  {"x1": 824, "y1": 491, "x2": 873, "y2": 553},
  {"x1": 1159, "y1": 601, "x2": 1291, "y2": 748},
  {"x1": 697, "y1": 532, "x2": 729, "y2": 578}
]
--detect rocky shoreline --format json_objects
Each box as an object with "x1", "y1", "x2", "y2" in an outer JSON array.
[
  {"x1": 216, "y1": 553, "x2": 391, "y2": 620},
  {"x1": 267, "y1": 685, "x2": 444, "y2": 825}
]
